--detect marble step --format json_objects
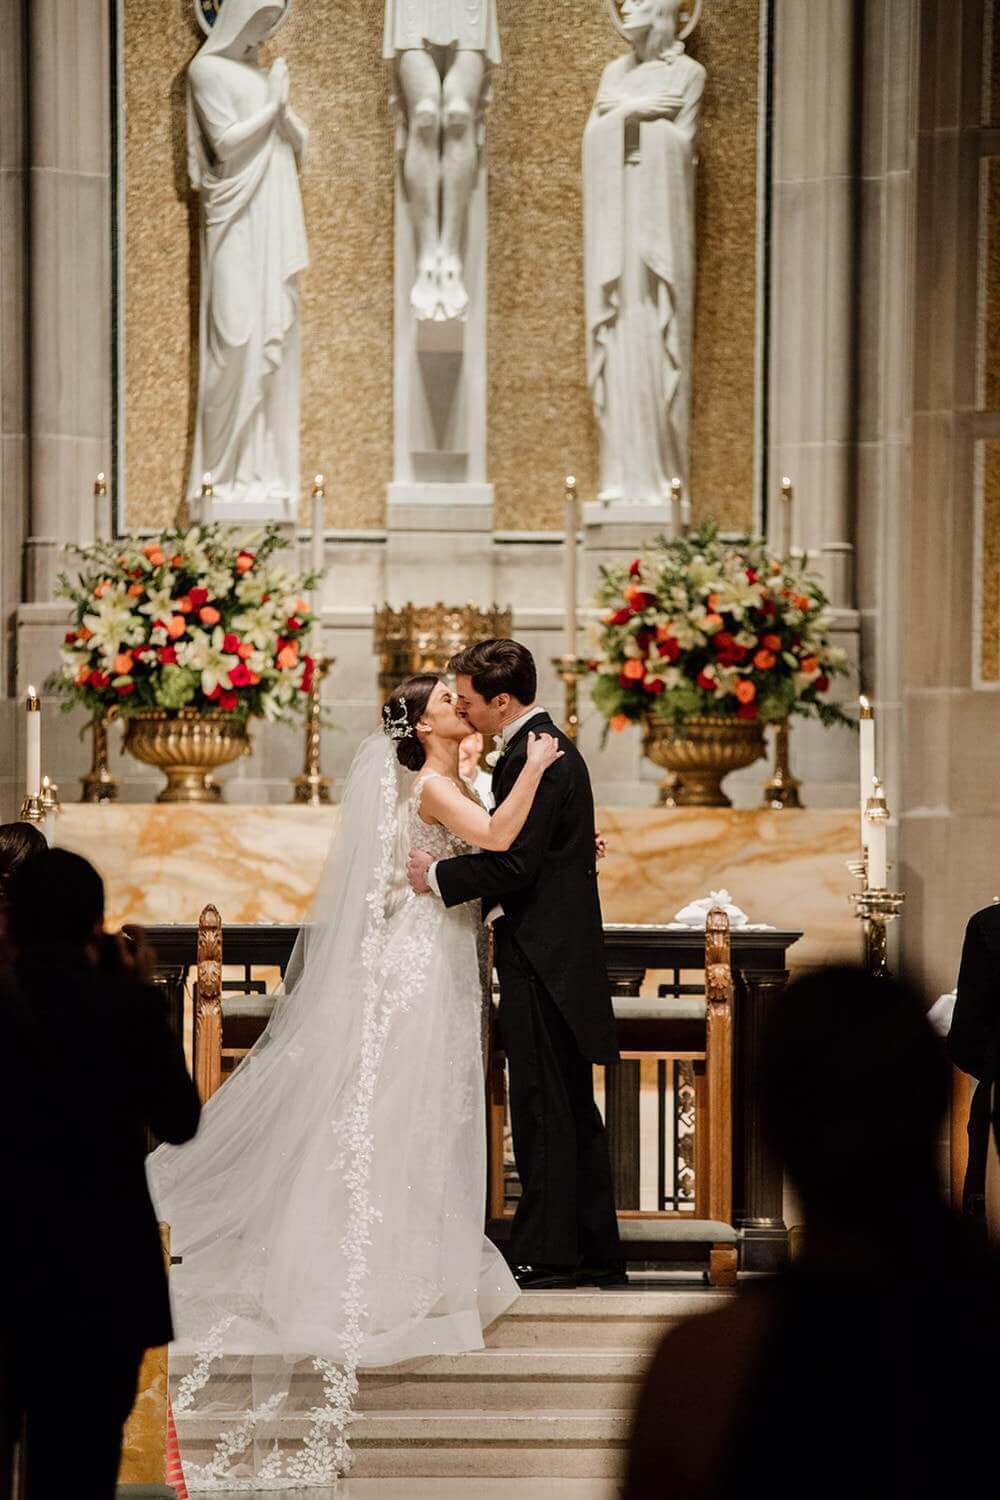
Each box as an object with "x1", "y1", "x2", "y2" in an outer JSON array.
[
  {"x1": 484, "y1": 1288, "x2": 723, "y2": 1349},
  {"x1": 178, "y1": 1409, "x2": 633, "y2": 1481},
  {"x1": 357, "y1": 1348, "x2": 646, "y2": 1410}
]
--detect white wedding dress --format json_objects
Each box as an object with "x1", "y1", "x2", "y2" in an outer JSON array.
[{"x1": 148, "y1": 735, "x2": 518, "y2": 1489}]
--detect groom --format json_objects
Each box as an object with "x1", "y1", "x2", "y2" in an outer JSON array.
[{"x1": 407, "y1": 639, "x2": 623, "y2": 1289}]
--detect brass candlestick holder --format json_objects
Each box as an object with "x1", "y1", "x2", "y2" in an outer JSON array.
[
  {"x1": 80, "y1": 712, "x2": 119, "y2": 803},
  {"x1": 762, "y1": 718, "x2": 803, "y2": 809},
  {"x1": 292, "y1": 656, "x2": 333, "y2": 805},
  {"x1": 19, "y1": 793, "x2": 43, "y2": 826},
  {"x1": 552, "y1": 655, "x2": 588, "y2": 744},
  {"x1": 850, "y1": 886, "x2": 906, "y2": 979}
]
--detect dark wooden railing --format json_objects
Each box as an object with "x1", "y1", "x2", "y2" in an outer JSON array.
[{"x1": 144, "y1": 918, "x2": 801, "y2": 1272}]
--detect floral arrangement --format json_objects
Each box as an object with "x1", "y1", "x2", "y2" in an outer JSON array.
[
  {"x1": 588, "y1": 524, "x2": 851, "y2": 733},
  {"x1": 54, "y1": 523, "x2": 319, "y2": 723}
]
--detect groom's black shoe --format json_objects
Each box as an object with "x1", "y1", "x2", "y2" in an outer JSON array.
[
  {"x1": 512, "y1": 1264, "x2": 578, "y2": 1290},
  {"x1": 575, "y1": 1264, "x2": 629, "y2": 1289}
]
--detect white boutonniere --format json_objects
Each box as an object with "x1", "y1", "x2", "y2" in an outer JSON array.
[{"x1": 485, "y1": 734, "x2": 507, "y2": 771}]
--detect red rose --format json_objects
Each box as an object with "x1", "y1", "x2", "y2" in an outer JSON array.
[
  {"x1": 88, "y1": 670, "x2": 110, "y2": 691},
  {"x1": 64, "y1": 631, "x2": 77, "y2": 644},
  {"x1": 132, "y1": 646, "x2": 148, "y2": 660},
  {"x1": 188, "y1": 587, "x2": 209, "y2": 609},
  {"x1": 205, "y1": 684, "x2": 221, "y2": 701},
  {"x1": 222, "y1": 632, "x2": 240, "y2": 654},
  {"x1": 609, "y1": 607, "x2": 633, "y2": 626},
  {"x1": 219, "y1": 690, "x2": 238, "y2": 711},
  {"x1": 285, "y1": 616, "x2": 303, "y2": 633},
  {"x1": 731, "y1": 645, "x2": 749, "y2": 663},
  {"x1": 643, "y1": 678, "x2": 665, "y2": 694},
  {"x1": 697, "y1": 670, "x2": 716, "y2": 692},
  {"x1": 657, "y1": 638, "x2": 681, "y2": 662},
  {"x1": 628, "y1": 558, "x2": 642, "y2": 578},
  {"x1": 736, "y1": 702, "x2": 758, "y2": 720},
  {"x1": 228, "y1": 662, "x2": 252, "y2": 688},
  {"x1": 713, "y1": 632, "x2": 735, "y2": 655},
  {"x1": 745, "y1": 568, "x2": 758, "y2": 583},
  {"x1": 815, "y1": 674, "x2": 830, "y2": 693},
  {"x1": 158, "y1": 645, "x2": 177, "y2": 665},
  {"x1": 116, "y1": 680, "x2": 135, "y2": 697}
]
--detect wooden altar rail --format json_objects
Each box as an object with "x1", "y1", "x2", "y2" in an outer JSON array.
[{"x1": 144, "y1": 918, "x2": 802, "y2": 1273}]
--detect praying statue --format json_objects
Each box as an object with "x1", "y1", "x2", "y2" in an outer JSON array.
[
  {"x1": 384, "y1": 0, "x2": 501, "y2": 321},
  {"x1": 186, "y1": 0, "x2": 309, "y2": 515},
  {"x1": 583, "y1": 0, "x2": 705, "y2": 506}
]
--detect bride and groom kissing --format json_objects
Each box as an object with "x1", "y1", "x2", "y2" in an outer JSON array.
[{"x1": 148, "y1": 637, "x2": 622, "y2": 1487}]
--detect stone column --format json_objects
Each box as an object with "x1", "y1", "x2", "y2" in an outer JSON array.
[
  {"x1": 24, "y1": 0, "x2": 113, "y2": 602},
  {"x1": 1, "y1": 0, "x2": 29, "y2": 694},
  {"x1": 769, "y1": 0, "x2": 858, "y2": 611}
]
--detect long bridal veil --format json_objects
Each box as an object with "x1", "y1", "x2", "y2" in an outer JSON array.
[{"x1": 148, "y1": 732, "x2": 428, "y2": 1488}]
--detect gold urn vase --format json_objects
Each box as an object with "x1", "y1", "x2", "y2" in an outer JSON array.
[
  {"x1": 642, "y1": 714, "x2": 766, "y2": 808},
  {"x1": 123, "y1": 709, "x2": 250, "y2": 803}
]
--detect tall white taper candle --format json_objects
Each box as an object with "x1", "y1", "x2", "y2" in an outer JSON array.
[
  {"x1": 781, "y1": 476, "x2": 793, "y2": 556},
  {"x1": 311, "y1": 474, "x2": 325, "y2": 585},
  {"x1": 859, "y1": 696, "x2": 875, "y2": 852},
  {"x1": 563, "y1": 476, "x2": 578, "y2": 658},
  {"x1": 26, "y1": 685, "x2": 41, "y2": 799},
  {"x1": 866, "y1": 778, "x2": 888, "y2": 889}
]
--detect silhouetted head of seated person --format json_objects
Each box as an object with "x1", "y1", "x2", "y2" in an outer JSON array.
[
  {"x1": 0, "y1": 820, "x2": 47, "y2": 963},
  {"x1": 761, "y1": 963, "x2": 952, "y2": 1252}
]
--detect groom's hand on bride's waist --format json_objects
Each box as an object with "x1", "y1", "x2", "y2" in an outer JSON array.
[{"x1": 407, "y1": 848, "x2": 433, "y2": 894}]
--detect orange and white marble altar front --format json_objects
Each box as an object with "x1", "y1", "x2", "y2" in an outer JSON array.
[{"x1": 52, "y1": 805, "x2": 861, "y2": 970}]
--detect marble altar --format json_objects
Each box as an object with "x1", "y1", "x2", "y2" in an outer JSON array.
[{"x1": 53, "y1": 804, "x2": 859, "y2": 970}]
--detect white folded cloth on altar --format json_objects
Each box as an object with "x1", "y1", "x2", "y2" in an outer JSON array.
[
  {"x1": 671, "y1": 890, "x2": 773, "y2": 930},
  {"x1": 927, "y1": 988, "x2": 957, "y2": 1038}
]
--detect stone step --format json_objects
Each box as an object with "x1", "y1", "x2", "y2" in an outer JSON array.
[
  {"x1": 357, "y1": 1349, "x2": 646, "y2": 1410},
  {"x1": 178, "y1": 1409, "x2": 632, "y2": 1481},
  {"x1": 483, "y1": 1288, "x2": 724, "y2": 1349}
]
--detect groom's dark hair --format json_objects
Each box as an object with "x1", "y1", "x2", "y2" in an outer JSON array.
[{"x1": 448, "y1": 639, "x2": 536, "y2": 705}]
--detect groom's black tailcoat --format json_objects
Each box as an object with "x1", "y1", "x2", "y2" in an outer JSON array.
[{"x1": 435, "y1": 712, "x2": 622, "y2": 1270}]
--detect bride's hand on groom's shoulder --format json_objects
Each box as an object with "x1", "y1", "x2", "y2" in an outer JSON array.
[
  {"x1": 407, "y1": 848, "x2": 433, "y2": 894},
  {"x1": 526, "y1": 731, "x2": 564, "y2": 772},
  {"x1": 595, "y1": 830, "x2": 608, "y2": 861}
]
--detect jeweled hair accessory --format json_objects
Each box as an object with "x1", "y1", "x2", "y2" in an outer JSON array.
[{"x1": 382, "y1": 698, "x2": 415, "y2": 740}]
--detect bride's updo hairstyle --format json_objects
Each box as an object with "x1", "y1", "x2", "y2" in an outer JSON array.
[{"x1": 381, "y1": 673, "x2": 440, "y2": 772}]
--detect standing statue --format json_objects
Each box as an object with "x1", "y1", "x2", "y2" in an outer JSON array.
[
  {"x1": 583, "y1": 0, "x2": 705, "y2": 505},
  {"x1": 384, "y1": 1, "x2": 501, "y2": 321},
  {"x1": 186, "y1": 0, "x2": 309, "y2": 514}
]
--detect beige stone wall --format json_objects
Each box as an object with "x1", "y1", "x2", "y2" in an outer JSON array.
[{"x1": 123, "y1": 0, "x2": 762, "y2": 533}]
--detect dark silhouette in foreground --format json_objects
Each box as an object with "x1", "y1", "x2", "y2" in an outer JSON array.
[{"x1": 625, "y1": 966, "x2": 999, "y2": 1499}]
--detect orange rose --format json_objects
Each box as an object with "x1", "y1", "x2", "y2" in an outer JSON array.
[
  {"x1": 171, "y1": 554, "x2": 185, "y2": 568},
  {"x1": 128, "y1": 582, "x2": 145, "y2": 598},
  {"x1": 142, "y1": 542, "x2": 161, "y2": 559},
  {"x1": 295, "y1": 598, "x2": 310, "y2": 615},
  {"x1": 236, "y1": 551, "x2": 255, "y2": 573},
  {"x1": 762, "y1": 633, "x2": 781, "y2": 651},
  {"x1": 622, "y1": 659, "x2": 645, "y2": 681},
  {"x1": 147, "y1": 549, "x2": 165, "y2": 568},
  {"x1": 707, "y1": 593, "x2": 722, "y2": 611},
  {"x1": 610, "y1": 714, "x2": 630, "y2": 733},
  {"x1": 753, "y1": 649, "x2": 777, "y2": 671},
  {"x1": 113, "y1": 652, "x2": 134, "y2": 675},
  {"x1": 795, "y1": 595, "x2": 811, "y2": 613},
  {"x1": 75, "y1": 664, "x2": 90, "y2": 686},
  {"x1": 176, "y1": 596, "x2": 193, "y2": 614},
  {"x1": 735, "y1": 679, "x2": 756, "y2": 704},
  {"x1": 704, "y1": 613, "x2": 723, "y2": 631},
  {"x1": 800, "y1": 655, "x2": 819, "y2": 674},
  {"x1": 655, "y1": 623, "x2": 674, "y2": 641},
  {"x1": 249, "y1": 672, "x2": 261, "y2": 685},
  {"x1": 623, "y1": 584, "x2": 643, "y2": 605},
  {"x1": 237, "y1": 642, "x2": 255, "y2": 660},
  {"x1": 166, "y1": 615, "x2": 187, "y2": 640},
  {"x1": 78, "y1": 626, "x2": 93, "y2": 642},
  {"x1": 199, "y1": 606, "x2": 221, "y2": 626},
  {"x1": 94, "y1": 580, "x2": 111, "y2": 598}
]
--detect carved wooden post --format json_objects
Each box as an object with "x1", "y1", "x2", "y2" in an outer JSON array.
[
  {"x1": 734, "y1": 967, "x2": 790, "y2": 1270},
  {"x1": 195, "y1": 904, "x2": 223, "y2": 1101},
  {"x1": 704, "y1": 907, "x2": 734, "y2": 1225}
]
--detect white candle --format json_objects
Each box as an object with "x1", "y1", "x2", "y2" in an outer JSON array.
[
  {"x1": 311, "y1": 474, "x2": 326, "y2": 592},
  {"x1": 26, "y1": 686, "x2": 41, "y2": 799},
  {"x1": 563, "y1": 476, "x2": 578, "y2": 659},
  {"x1": 670, "y1": 476, "x2": 682, "y2": 538},
  {"x1": 859, "y1": 695, "x2": 875, "y2": 851},
  {"x1": 781, "y1": 476, "x2": 793, "y2": 556},
  {"x1": 866, "y1": 779, "x2": 888, "y2": 889},
  {"x1": 93, "y1": 472, "x2": 109, "y2": 542}
]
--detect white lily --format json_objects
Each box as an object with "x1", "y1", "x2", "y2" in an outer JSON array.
[
  {"x1": 178, "y1": 625, "x2": 239, "y2": 697},
  {"x1": 83, "y1": 588, "x2": 145, "y2": 656}
]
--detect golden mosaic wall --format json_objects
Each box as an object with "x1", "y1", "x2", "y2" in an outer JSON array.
[{"x1": 123, "y1": 0, "x2": 761, "y2": 532}]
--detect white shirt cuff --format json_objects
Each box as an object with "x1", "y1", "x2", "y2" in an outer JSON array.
[{"x1": 427, "y1": 860, "x2": 442, "y2": 898}]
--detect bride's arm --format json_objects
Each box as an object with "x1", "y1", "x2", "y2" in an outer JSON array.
[{"x1": 418, "y1": 733, "x2": 563, "y2": 852}]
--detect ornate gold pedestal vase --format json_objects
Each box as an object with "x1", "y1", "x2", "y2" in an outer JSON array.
[
  {"x1": 123, "y1": 709, "x2": 250, "y2": 803},
  {"x1": 642, "y1": 714, "x2": 766, "y2": 808}
]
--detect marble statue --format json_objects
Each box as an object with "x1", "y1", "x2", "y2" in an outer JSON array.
[
  {"x1": 384, "y1": 0, "x2": 501, "y2": 321},
  {"x1": 583, "y1": 0, "x2": 705, "y2": 506},
  {"x1": 186, "y1": 0, "x2": 309, "y2": 516}
]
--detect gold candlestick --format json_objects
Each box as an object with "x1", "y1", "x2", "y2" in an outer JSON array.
[
  {"x1": 292, "y1": 656, "x2": 334, "y2": 805},
  {"x1": 850, "y1": 886, "x2": 906, "y2": 978},
  {"x1": 762, "y1": 718, "x2": 803, "y2": 809},
  {"x1": 552, "y1": 655, "x2": 586, "y2": 744},
  {"x1": 18, "y1": 794, "x2": 43, "y2": 826},
  {"x1": 80, "y1": 712, "x2": 119, "y2": 803}
]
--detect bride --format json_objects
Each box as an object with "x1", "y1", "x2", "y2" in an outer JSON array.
[{"x1": 148, "y1": 673, "x2": 563, "y2": 1489}]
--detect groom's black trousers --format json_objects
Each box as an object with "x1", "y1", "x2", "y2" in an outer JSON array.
[{"x1": 495, "y1": 924, "x2": 621, "y2": 1270}]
